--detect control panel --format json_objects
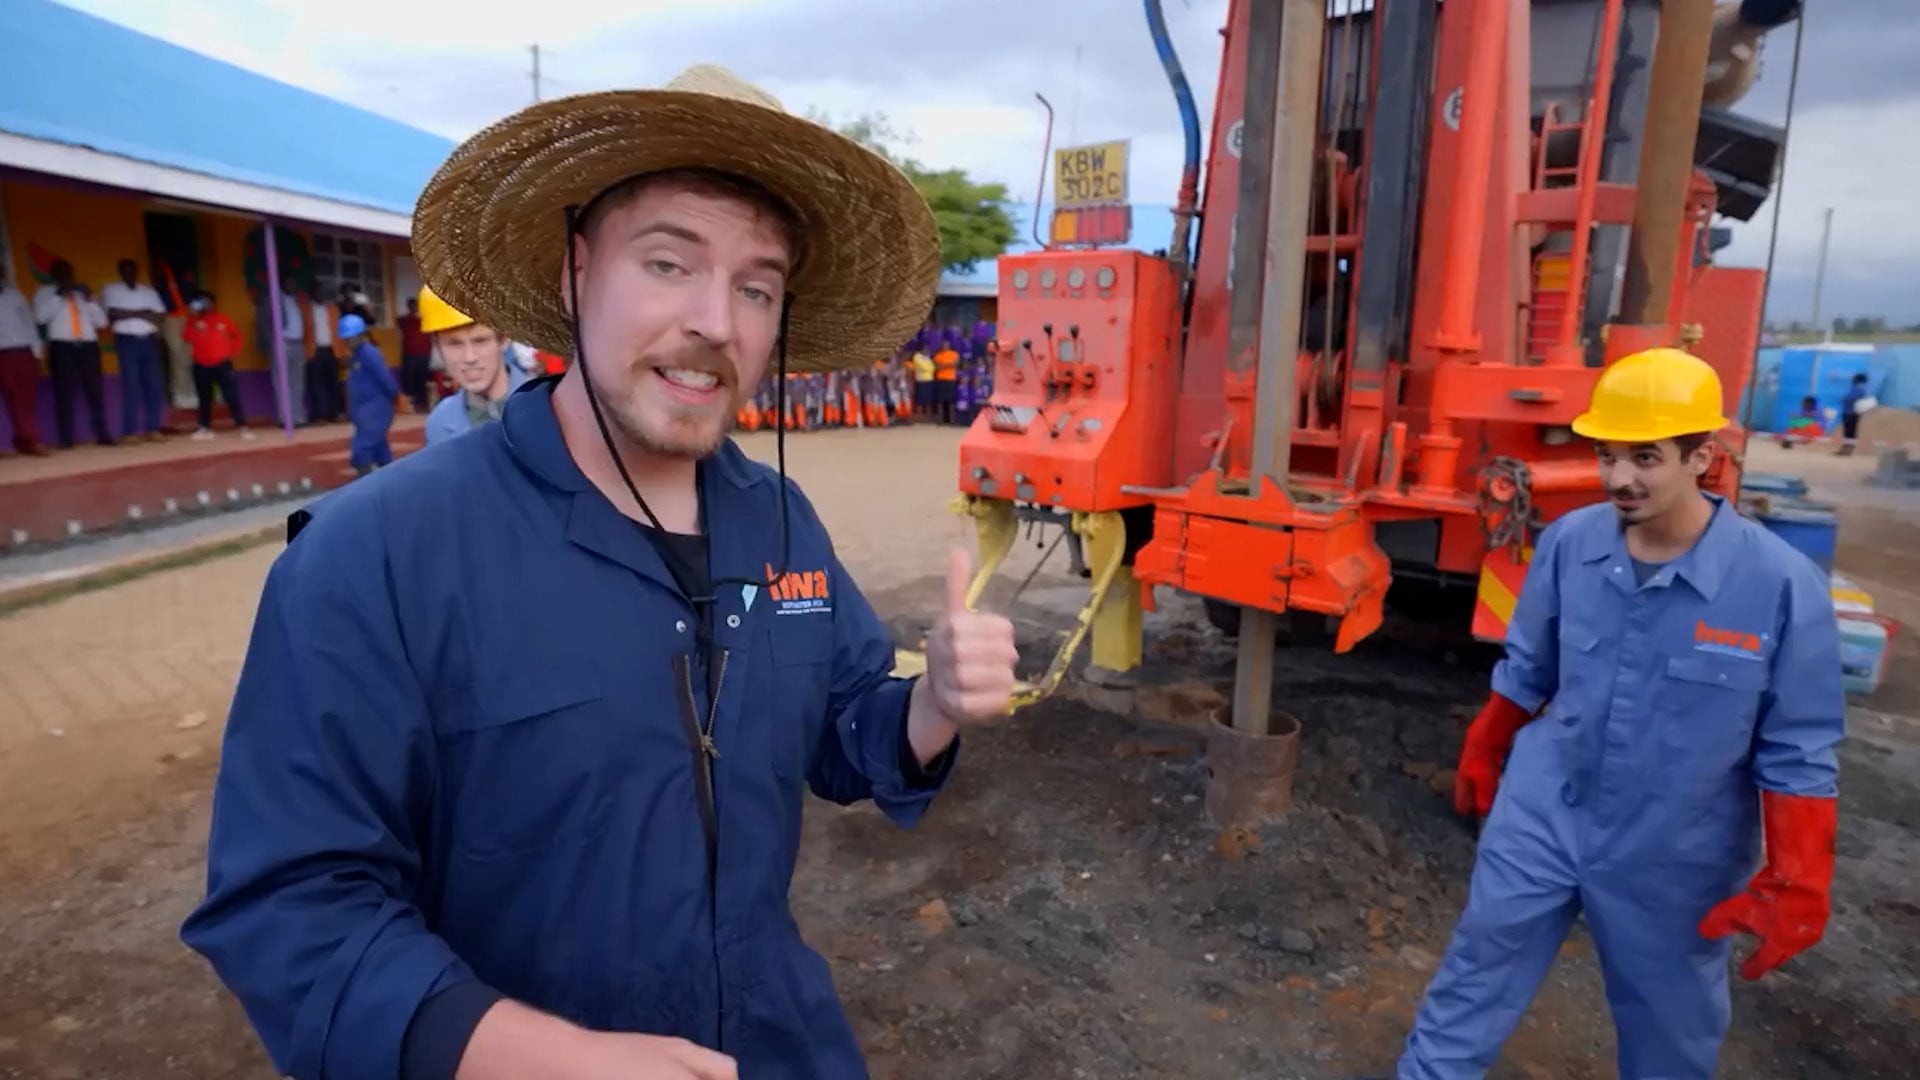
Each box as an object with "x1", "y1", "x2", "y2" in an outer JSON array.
[{"x1": 957, "y1": 249, "x2": 1180, "y2": 512}]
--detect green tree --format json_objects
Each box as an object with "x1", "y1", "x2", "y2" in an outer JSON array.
[{"x1": 809, "y1": 109, "x2": 1017, "y2": 274}]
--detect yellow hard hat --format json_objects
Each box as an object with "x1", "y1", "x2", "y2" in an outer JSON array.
[
  {"x1": 1571, "y1": 347, "x2": 1730, "y2": 443},
  {"x1": 417, "y1": 285, "x2": 475, "y2": 335}
]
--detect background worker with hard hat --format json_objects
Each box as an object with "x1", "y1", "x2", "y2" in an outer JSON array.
[
  {"x1": 418, "y1": 286, "x2": 527, "y2": 446},
  {"x1": 1394, "y1": 348, "x2": 1845, "y2": 1079},
  {"x1": 338, "y1": 312, "x2": 398, "y2": 476}
]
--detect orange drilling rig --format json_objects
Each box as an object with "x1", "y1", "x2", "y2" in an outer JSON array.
[{"x1": 953, "y1": 0, "x2": 1801, "y2": 729}]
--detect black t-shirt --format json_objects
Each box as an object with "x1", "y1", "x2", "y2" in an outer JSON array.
[{"x1": 637, "y1": 524, "x2": 719, "y2": 702}]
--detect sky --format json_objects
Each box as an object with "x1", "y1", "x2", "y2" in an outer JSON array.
[{"x1": 60, "y1": 0, "x2": 1920, "y2": 323}]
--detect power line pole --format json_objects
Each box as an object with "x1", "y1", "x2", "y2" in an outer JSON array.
[
  {"x1": 531, "y1": 44, "x2": 542, "y2": 103},
  {"x1": 1810, "y1": 205, "x2": 1833, "y2": 339}
]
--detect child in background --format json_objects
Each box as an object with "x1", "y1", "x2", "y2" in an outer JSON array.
[
  {"x1": 954, "y1": 345, "x2": 976, "y2": 423},
  {"x1": 1782, "y1": 395, "x2": 1824, "y2": 448},
  {"x1": 339, "y1": 313, "x2": 398, "y2": 476}
]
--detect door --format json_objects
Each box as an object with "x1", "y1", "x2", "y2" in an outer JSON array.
[
  {"x1": 145, "y1": 211, "x2": 202, "y2": 406},
  {"x1": 144, "y1": 211, "x2": 200, "y2": 313}
]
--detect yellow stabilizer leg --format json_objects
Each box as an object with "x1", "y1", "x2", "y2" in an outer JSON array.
[
  {"x1": 1011, "y1": 510, "x2": 1127, "y2": 709},
  {"x1": 1090, "y1": 565, "x2": 1143, "y2": 673},
  {"x1": 947, "y1": 494, "x2": 1016, "y2": 610}
]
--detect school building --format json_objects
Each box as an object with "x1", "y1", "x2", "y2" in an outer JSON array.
[
  {"x1": 0, "y1": 0, "x2": 1139, "y2": 455},
  {"x1": 0, "y1": 0, "x2": 455, "y2": 446}
]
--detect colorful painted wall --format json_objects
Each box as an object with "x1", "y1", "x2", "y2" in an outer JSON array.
[{"x1": 0, "y1": 175, "x2": 406, "y2": 446}]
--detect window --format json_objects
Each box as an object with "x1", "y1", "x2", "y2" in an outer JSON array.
[{"x1": 310, "y1": 232, "x2": 389, "y2": 325}]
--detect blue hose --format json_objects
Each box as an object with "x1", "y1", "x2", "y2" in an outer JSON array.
[{"x1": 1145, "y1": 0, "x2": 1202, "y2": 259}]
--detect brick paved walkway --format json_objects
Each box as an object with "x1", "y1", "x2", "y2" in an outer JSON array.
[{"x1": 0, "y1": 543, "x2": 277, "y2": 753}]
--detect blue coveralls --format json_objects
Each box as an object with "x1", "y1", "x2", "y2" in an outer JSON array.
[
  {"x1": 423, "y1": 365, "x2": 530, "y2": 446},
  {"x1": 345, "y1": 339, "x2": 399, "y2": 468},
  {"x1": 181, "y1": 379, "x2": 953, "y2": 1080},
  {"x1": 1400, "y1": 497, "x2": 1844, "y2": 1079}
]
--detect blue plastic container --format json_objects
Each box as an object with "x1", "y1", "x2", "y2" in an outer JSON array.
[
  {"x1": 1752, "y1": 498, "x2": 1838, "y2": 572},
  {"x1": 1837, "y1": 613, "x2": 1893, "y2": 696},
  {"x1": 1741, "y1": 472, "x2": 1810, "y2": 497}
]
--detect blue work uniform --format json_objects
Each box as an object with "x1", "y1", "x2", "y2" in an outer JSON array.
[
  {"x1": 1400, "y1": 496, "x2": 1844, "y2": 1079},
  {"x1": 181, "y1": 378, "x2": 955, "y2": 1080},
  {"x1": 345, "y1": 339, "x2": 399, "y2": 468},
  {"x1": 423, "y1": 365, "x2": 530, "y2": 446}
]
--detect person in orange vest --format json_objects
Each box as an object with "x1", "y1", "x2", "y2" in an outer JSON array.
[
  {"x1": 932, "y1": 334, "x2": 960, "y2": 425},
  {"x1": 822, "y1": 369, "x2": 844, "y2": 427},
  {"x1": 891, "y1": 350, "x2": 913, "y2": 422}
]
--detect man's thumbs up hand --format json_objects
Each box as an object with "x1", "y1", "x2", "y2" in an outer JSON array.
[{"x1": 924, "y1": 547, "x2": 1019, "y2": 726}]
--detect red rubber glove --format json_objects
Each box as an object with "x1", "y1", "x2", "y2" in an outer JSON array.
[
  {"x1": 1453, "y1": 692, "x2": 1534, "y2": 817},
  {"x1": 1698, "y1": 790, "x2": 1837, "y2": 979}
]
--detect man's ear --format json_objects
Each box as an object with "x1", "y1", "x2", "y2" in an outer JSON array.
[{"x1": 1690, "y1": 441, "x2": 1715, "y2": 479}]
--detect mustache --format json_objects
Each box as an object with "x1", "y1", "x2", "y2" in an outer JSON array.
[
  {"x1": 1609, "y1": 487, "x2": 1646, "y2": 500},
  {"x1": 645, "y1": 348, "x2": 737, "y2": 386}
]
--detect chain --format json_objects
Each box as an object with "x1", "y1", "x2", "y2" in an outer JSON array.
[{"x1": 1479, "y1": 456, "x2": 1542, "y2": 559}]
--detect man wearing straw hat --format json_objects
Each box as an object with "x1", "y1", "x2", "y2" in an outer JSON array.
[{"x1": 183, "y1": 64, "x2": 1020, "y2": 1080}]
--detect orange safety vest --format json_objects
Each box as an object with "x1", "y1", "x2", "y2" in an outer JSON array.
[{"x1": 933, "y1": 349, "x2": 959, "y2": 382}]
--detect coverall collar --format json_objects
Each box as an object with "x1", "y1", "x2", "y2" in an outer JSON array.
[
  {"x1": 1577, "y1": 491, "x2": 1737, "y2": 601},
  {"x1": 499, "y1": 376, "x2": 773, "y2": 596}
]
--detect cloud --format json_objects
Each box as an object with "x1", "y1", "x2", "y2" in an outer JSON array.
[{"x1": 57, "y1": 0, "x2": 1920, "y2": 319}]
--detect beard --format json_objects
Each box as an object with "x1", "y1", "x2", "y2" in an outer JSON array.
[{"x1": 601, "y1": 349, "x2": 741, "y2": 460}]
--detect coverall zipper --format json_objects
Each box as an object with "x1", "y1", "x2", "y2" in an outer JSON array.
[{"x1": 673, "y1": 647, "x2": 729, "y2": 1051}]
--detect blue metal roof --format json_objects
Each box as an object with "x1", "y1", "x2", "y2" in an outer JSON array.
[
  {"x1": 0, "y1": 0, "x2": 454, "y2": 217},
  {"x1": 939, "y1": 200, "x2": 1187, "y2": 292}
]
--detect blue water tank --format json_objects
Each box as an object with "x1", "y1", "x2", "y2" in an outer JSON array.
[
  {"x1": 1752, "y1": 496, "x2": 1839, "y2": 573},
  {"x1": 1771, "y1": 345, "x2": 1882, "y2": 433}
]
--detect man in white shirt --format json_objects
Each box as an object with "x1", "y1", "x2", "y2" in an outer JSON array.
[
  {"x1": 32, "y1": 259, "x2": 114, "y2": 448},
  {"x1": 102, "y1": 258, "x2": 169, "y2": 441},
  {"x1": 305, "y1": 285, "x2": 343, "y2": 423},
  {"x1": 0, "y1": 262, "x2": 47, "y2": 455}
]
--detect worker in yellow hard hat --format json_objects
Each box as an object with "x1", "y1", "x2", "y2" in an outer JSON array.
[
  {"x1": 1398, "y1": 347, "x2": 1844, "y2": 1078},
  {"x1": 419, "y1": 285, "x2": 530, "y2": 446}
]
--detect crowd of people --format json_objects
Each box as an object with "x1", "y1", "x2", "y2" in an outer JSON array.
[
  {"x1": 0, "y1": 253, "x2": 571, "y2": 464},
  {"x1": 736, "y1": 321, "x2": 998, "y2": 432},
  {"x1": 0, "y1": 255, "x2": 185, "y2": 455}
]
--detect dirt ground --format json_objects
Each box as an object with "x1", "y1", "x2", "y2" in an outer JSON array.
[{"x1": 0, "y1": 427, "x2": 1916, "y2": 1079}]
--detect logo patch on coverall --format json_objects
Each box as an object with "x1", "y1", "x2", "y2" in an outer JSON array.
[
  {"x1": 1693, "y1": 620, "x2": 1765, "y2": 658},
  {"x1": 765, "y1": 564, "x2": 833, "y2": 616}
]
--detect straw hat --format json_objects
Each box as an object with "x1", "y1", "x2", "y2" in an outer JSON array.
[{"x1": 411, "y1": 64, "x2": 941, "y2": 373}]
